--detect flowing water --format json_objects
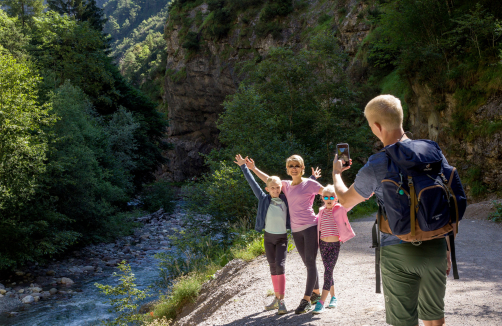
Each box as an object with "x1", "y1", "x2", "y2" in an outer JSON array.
[{"x1": 0, "y1": 252, "x2": 163, "y2": 326}]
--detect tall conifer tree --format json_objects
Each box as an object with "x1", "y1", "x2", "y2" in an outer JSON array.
[
  {"x1": 47, "y1": 0, "x2": 106, "y2": 31},
  {"x1": 0, "y1": 0, "x2": 44, "y2": 28}
]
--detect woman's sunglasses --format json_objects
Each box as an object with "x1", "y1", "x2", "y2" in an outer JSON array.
[
  {"x1": 323, "y1": 196, "x2": 336, "y2": 200},
  {"x1": 288, "y1": 165, "x2": 301, "y2": 169}
]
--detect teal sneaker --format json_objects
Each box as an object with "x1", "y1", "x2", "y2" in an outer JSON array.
[
  {"x1": 265, "y1": 297, "x2": 279, "y2": 311},
  {"x1": 327, "y1": 296, "x2": 338, "y2": 308},
  {"x1": 277, "y1": 299, "x2": 287, "y2": 315},
  {"x1": 312, "y1": 301, "x2": 325, "y2": 314}
]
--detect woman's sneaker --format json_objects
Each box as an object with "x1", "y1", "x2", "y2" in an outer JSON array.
[
  {"x1": 327, "y1": 296, "x2": 338, "y2": 308},
  {"x1": 312, "y1": 301, "x2": 325, "y2": 314},
  {"x1": 294, "y1": 299, "x2": 312, "y2": 314},
  {"x1": 277, "y1": 299, "x2": 287, "y2": 315},
  {"x1": 265, "y1": 297, "x2": 279, "y2": 311},
  {"x1": 310, "y1": 292, "x2": 321, "y2": 304}
]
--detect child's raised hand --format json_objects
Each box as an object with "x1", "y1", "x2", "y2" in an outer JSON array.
[
  {"x1": 311, "y1": 167, "x2": 322, "y2": 179},
  {"x1": 234, "y1": 154, "x2": 247, "y2": 166},
  {"x1": 245, "y1": 157, "x2": 256, "y2": 170}
]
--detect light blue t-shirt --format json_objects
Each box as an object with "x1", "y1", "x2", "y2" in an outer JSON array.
[
  {"x1": 353, "y1": 146, "x2": 404, "y2": 247},
  {"x1": 264, "y1": 197, "x2": 287, "y2": 234}
]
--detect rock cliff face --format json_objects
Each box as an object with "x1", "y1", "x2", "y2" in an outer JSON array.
[
  {"x1": 160, "y1": 0, "x2": 501, "y2": 196},
  {"x1": 407, "y1": 85, "x2": 502, "y2": 194},
  {"x1": 159, "y1": 0, "x2": 370, "y2": 181}
]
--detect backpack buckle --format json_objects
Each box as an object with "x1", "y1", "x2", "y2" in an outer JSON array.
[{"x1": 407, "y1": 176, "x2": 413, "y2": 187}]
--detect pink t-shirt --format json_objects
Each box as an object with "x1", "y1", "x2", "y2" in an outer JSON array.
[{"x1": 281, "y1": 178, "x2": 322, "y2": 232}]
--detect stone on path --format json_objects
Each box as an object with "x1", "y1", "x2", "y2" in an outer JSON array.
[
  {"x1": 22, "y1": 295, "x2": 35, "y2": 304},
  {"x1": 0, "y1": 289, "x2": 6, "y2": 295},
  {"x1": 83, "y1": 266, "x2": 95, "y2": 272},
  {"x1": 0, "y1": 283, "x2": 4, "y2": 290},
  {"x1": 46, "y1": 270, "x2": 55, "y2": 276},
  {"x1": 49, "y1": 288, "x2": 58, "y2": 295}
]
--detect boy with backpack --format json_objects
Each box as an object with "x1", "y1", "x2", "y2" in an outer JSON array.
[{"x1": 331, "y1": 95, "x2": 466, "y2": 326}]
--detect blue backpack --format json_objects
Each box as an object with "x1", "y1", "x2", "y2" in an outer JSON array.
[{"x1": 372, "y1": 139, "x2": 466, "y2": 292}]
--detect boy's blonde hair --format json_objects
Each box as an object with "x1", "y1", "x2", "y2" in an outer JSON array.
[
  {"x1": 364, "y1": 95, "x2": 403, "y2": 131},
  {"x1": 322, "y1": 185, "x2": 336, "y2": 196},
  {"x1": 286, "y1": 155, "x2": 305, "y2": 175},
  {"x1": 266, "y1": 176, "x2": 282, "y2": 187}
]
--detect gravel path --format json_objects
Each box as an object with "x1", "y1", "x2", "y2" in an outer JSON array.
[{"x1": 177, "y1": 213, "x2": 502, "y2": 325}]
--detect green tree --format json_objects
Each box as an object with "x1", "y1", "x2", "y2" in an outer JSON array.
[
  {"x1": 30, "y1": 12, "x2": 166, "y2": 188},
  {"x1": 45, "y1": 82, "x2": 138, "y2": 239},
  {"x1": 0, "y1": 9, "x2": 28, "y2": 58},
  {"x1": 0, "y1": 52, "x2": 79, "y2": 269},
  {"x1": 30, "y1": 11, "x2": 117, "y2": 106},
  {"x1": 47, "y1": 0, "x2": 107, "y2": 31},
  {"x1": 0, "y1": 0, "x2": 44, "y2": 28},
  {"x1": 0, "y1": 52, "x2": 53, "y2": 211}
]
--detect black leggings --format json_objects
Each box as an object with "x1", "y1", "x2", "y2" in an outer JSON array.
[
  {"x1": 264, "y1": 232, "x2": 288, "y2": 275},
  {"x1": 292, "y1": 225, "x2": 319, "y2": 296}
]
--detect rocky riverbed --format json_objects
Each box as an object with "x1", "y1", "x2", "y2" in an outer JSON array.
[{"x1": 0, "y1": 203, "x2": 213, "y2": 324}]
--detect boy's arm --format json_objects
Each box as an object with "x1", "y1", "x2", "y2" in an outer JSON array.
[
  {"x1": 240, "y1": 165, "x2": 266, "y2": 199},
  {"x1": 246, "y1": 158, "x2": 269, "y2": 183},
  {"x1": 234, "y1": 154, "x2": 266, "y2": 199}
]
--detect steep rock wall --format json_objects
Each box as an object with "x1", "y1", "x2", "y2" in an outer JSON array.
[
  {"x1": 160, "y1": 0, "x2": 501, "y2": 196},
  {"x1": 408, "y1": 85, "x2": 502, "y2": 195},
  {"x1": 159, "y1": 0, "x2": 370, "y2": 181}
]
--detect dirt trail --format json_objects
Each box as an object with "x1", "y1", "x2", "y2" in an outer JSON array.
[{"x1": 176, "y1": 204, "x2": 502, "y2": 326}]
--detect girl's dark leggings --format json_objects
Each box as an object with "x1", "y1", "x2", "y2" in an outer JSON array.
[
  {"x1": 264, "y1": 231, "x2": 288, "y2": 275},
  {"x1": 292, "y1": 225, "x2": 319, "y2": 296},
  {"x1": 319, "y1": 240, "x2": 341, "y2": 291}
]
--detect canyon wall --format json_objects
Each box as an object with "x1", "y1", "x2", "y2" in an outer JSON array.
[
  {"x1": 159, "y1": 0, "x2": 501, "y2": 196},
  {"x1": 159, "y1": 0, "x2": 370, "y2": 181}
]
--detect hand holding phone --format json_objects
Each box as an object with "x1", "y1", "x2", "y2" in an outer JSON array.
[{"x1": 336, "y1": 143, "x2": 350, "y2": 167}]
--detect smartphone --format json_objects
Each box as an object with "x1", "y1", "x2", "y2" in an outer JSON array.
[{"x1": 336, "y1": 143, "x2": 350, "y2": 167}]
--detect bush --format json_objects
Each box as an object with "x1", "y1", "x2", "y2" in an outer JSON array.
[
  {"x1": 260, "y1": 0, "x2": 293, "y2": 21},
  {"x1": 489, "y1": 201, "x2": 502, "y2": 222},
  {"x1": 182, "y1": 31, "x2": 200, "y2": 51},
  {"x1": 183, "y1": 162, "x2": 257, "y2": 226},
  {"x1": 141, "y1": 181, "x2": 176, "y2": 213},
  {"x1": 95, "y1": 261, "x2": 151, "y2": 326}
]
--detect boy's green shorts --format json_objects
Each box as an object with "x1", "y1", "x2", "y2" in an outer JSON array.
[{"x1": 381, "y1": 238, "x2": 447, "y2": 326}]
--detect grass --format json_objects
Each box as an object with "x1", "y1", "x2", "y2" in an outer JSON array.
[
  {"x1": 147, "y1": 229, "x2": 265, "y2": 323},
  {"x1": 347, "y1": 198, "x2": 379, "y2": 220}
]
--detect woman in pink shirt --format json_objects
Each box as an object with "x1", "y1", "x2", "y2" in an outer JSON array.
[{"x1": 247, "y1": 154, "x2": 325, "y2": 314}]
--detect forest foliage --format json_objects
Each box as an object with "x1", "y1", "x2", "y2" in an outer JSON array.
[{"x1": 0, "y1": 4, "x2": 166, "y2": 270}]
